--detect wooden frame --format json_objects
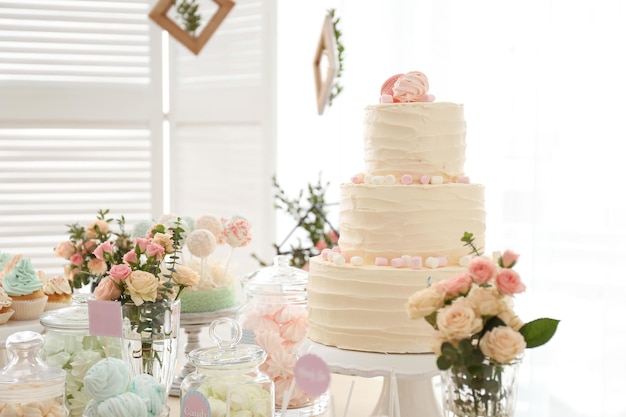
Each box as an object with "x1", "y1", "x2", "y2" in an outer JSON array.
[
  {"x1": 149, "y1": 0, "x2": 235, "y2": 55},
  {"x1": 313, "y1": 13, "x2": 338, "y2": 115}
]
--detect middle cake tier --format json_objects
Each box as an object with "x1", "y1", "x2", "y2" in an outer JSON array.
[{"x1": 337, "y1": 182, "x2": 486, "y2": 266}]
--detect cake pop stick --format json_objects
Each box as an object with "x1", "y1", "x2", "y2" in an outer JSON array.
[{"x1": 280, "y1": 378, "x2": 297, "y2": 415}]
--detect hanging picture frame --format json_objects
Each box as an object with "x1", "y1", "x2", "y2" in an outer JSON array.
[
  {"x1": 313, "y1": 13, "x2": 338, "y2": 115},
  {"x1": 149, "y1": 0, "x2": 235, "y2": 55}
]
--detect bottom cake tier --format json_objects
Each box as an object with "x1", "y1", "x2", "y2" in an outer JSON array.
[{"x1": 307, "y1": 255, "x2": 464, "y2": 354}]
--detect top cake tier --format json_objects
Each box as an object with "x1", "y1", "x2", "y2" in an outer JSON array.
[{"x1": 363, "y1": 102, "x2": 466, "y2": 182}]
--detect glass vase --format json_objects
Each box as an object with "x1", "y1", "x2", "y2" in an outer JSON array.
[
  {"x1": 121, "y1": 299, "x2": 180, "y2": 393},
  {"x1": 441, "y1": 360, "x2": 521, "y2": 417}
]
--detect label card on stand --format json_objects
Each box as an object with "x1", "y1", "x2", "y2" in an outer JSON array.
[
  {"x1": 294, "y1": 353, "x2": 331, "y2": 397},
  {"x1": 87, "y1": 300, "x2": 122, "y2": 338}
]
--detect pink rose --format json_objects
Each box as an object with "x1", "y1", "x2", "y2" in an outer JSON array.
[
  {"x1": 315, "y1": 239, "x2": 328, "y2": 251},
  {"x1": 109, "y1": 264, "x2": 132, "y2": 282},
  {"x1": 55, "y1": 241, "x2": 76, "y2": 259},
  {"x1": 81, "y1": 240, "x2": 98, "y2": 256},
  {"x1": 87, "y1": 258, "x2": 107, "y2": 275},
  {"x1": 69, "y1": 253, "x2": 84, "y2": 266},
  {"x1": 93, "y1": 277, "x2": 122, "y2": 301},
  {"x1": 93, "y1": 241, "x2": 114, "y2": 260},
  {"x1": 500, "y1": 250, "x2": 519, "y2": 268},
  {"x1": 495, "y1": 269, "x2": 526, "y2": 296},
  {"x1": 145, "y1": 242, "x2": 165, "y2": 260},
  {"x1": 442, "y1": 273, "x2": 473, "y2": 298},
  {"x1": 152, "y1": 233, "x2": 174, "y2": 253},
  {"x1": 135, "y1": 238, "x2": 150, "y2": 252},
  {"x1": 467, "y1": 256, "x2": 497, "y2": 284},
  {"x1": 123, "y1": 250, "x2": 138, "y2": 265}
]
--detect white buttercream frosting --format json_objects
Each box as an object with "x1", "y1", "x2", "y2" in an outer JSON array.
[
  {"x1": 363, "y1": 102, "x2": 466, "y2": 181},
  {"x1": 338, "y1": 182, "x2": 486, "y2": 265},
  {"x1": 42, "y1": 276, "x2": 71, "y2": 296}
]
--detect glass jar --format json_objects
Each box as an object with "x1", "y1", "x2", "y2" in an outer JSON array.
[
  {"x1": 0, "y1": 331, "x2": 68, "y2": 416},
  {"x1": 179, "y1": 317, "x2": 274, "y2": 417},
  {"x1": 40, "y1": 304, "x2": 121, "y2": 417},
  {"x1": 239, "y1": 255, "x2": 328, "y2": 416}
]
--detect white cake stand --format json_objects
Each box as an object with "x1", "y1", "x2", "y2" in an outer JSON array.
[
  {"x1": 169, "y1": 305, "x2": 241, "y2": 396},
  {"x1": 299, "y1": 339, "x2": 443, "y2": 417}
]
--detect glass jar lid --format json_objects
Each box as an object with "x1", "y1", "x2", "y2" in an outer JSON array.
[
  {"x1": 40, "y1": 304, "x2": 89, "y2": 333},
  {"x1": 0, "y1": 331, "x2": 66, "y2": 402},
  {"x1": 241, "y1": 255, "x2": 308, "y2": 295},
  {"x1": 188, "y1": 318, "x2": 266, "y2": 371}
]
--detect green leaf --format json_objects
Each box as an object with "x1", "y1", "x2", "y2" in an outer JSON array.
[
  {"x1": 520, "y1": 318, "x2": 560, "y2": 348},
  {"x1": 437, "y1": 355, "x2": 452, "y2": 370}
]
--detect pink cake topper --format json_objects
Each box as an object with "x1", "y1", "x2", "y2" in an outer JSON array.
[
  {"x1": 380, "y1": 71, "x2": 435, "y2": 103},
  {"x1": 294, "y1": 354, "x2": 330, "y2": 397}
]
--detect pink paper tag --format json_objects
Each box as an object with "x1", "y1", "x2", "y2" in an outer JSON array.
[
  {"x1": 87, "y1": 300, "x2": 122, "y2": 338},
  {"x1": 181, "y1": 391, "x2": 211, "y2": 417},
  {"x1": 294, "y1": 354, "x2": 330, "y2": 397}
]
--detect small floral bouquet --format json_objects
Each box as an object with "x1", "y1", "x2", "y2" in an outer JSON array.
[
  {"x1": 55, "y1": 209, "x2": 133, "y2": 290},
  {"x1": 92, "y1": 219, "x2": 199, "y2": 306},
  {"x1": 91, "y1": 217, "x2": 200, "y2": 387},
  {"x1": 406, "y1": 234, "x2": 559, "y2": 417}
]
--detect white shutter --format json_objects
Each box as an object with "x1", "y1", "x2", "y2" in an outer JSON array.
[
  {"x1": 169, "y1": 0, "x2": 276, "y2": 275},
  {"x1": 0, "y1": 0, "x2": 163, "y2": 277}
]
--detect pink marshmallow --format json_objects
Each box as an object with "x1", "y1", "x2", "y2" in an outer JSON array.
[
  {"x1": 332, "y1": 246, "x2": 341, "y2": 253},
  {"x1": 351, "y1": 173, "x2": 364, "y2": 184},
  {"x1": 391, "y1": 258, "x2": 405, "y2": 268},
  {"x1": 436, "y1": 256, "x2": 447, "y2": 267},
  {"x1": 321, "y1": 248, "x2": 332, "y2": 261},
  {"x1": 375, "y1": 257, "x2": 389, "y2": 266},
  {"x1": 457, "y1": 176, "x2": 470, "y2": 184},
  {"x1": 420, "y1": 175, "x2": 430, "y2": 184},
  {"x1": 380, "y1": 94, "x2": 394, "y2": 103},
  {"x1": 411, "y1": 256, "x2": 423, "y2": 270},
  {"x1": 401, "y1": 174, "x2": 413, "y2": 185}
]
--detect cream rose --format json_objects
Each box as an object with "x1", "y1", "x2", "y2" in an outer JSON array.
[
  {"x1": 406, "y1": 287, "x2": 445, "y2": 319},
  {"x1": 479, "y1": 326, "x2": 526, "y2": 364},
  {"x1": 436, "y1": 298, "x2": 483, "y2": 341},
  {"x1": 55, "y1": 240, "x2": 76, "y2": 259},
  {"x1": 86, "y1": 220, "x2": 109, "y2": 239},
  {"x1": 498, "y1": 308, "x2": 525, "y2": 331},
  {"x1": 171, "y1": 265, "x2": 199, "y2": 287},
  {"x1": 87, "y1": 258, "x2": 107, "y2": 275},
  {"x1": 125, "y1": 270, "x2": 158, "y2": 305},
  {"x1": 466, "y1": 285, "x2": 507, "y2": 317},
  {"x1": 151, "y1": 232, "x2": 174, "y2": 253}
]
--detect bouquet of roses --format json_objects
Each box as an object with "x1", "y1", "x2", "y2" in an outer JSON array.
[
  {"x1": 406, "y1": 236, "x2": 559, "y2": 416},
  {"x1": 406, "y1": 246, "x2": 558, "y2": 370},
  {"x1": 92, "y1": 219, "x2": 199, "y2": 306},
  {"x1": 55, "y1": 209, "x2": 133, "y2": 290}
]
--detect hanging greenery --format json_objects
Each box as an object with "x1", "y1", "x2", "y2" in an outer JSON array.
[
  {"x1": 327, "y1": 8, "x2": 345, "y2": 107},
  {"x1": 175, "y1": 0, "x2": 202, "y2": 36}
]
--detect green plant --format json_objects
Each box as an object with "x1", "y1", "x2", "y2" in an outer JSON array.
[
  {"x1": 175, "y1": 0, "x2": 202, "y2": 36},
  {"x1": 252, "y1": 174, "x2": 338, "y2": 269}
]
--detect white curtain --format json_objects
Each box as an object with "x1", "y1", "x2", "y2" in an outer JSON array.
[{"x1": 277, "y1": 1, "x2": 626, "y2": 416}]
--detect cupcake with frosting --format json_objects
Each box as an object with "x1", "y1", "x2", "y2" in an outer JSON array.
[
  {"x1": 2, "y1": 258, "x2": 47, "y2": 320},
  {"x1": 41, "y1": 274, "x2": 72, "y2": 311},
  {"x1": 0, "y1": 288, "x2": 14, "y2": 324}
]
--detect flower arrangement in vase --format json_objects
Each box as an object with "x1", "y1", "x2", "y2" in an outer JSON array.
[
  {"x1": 91, "y1": 217, "x2": 199, "y2": 390},
  {"x1": 406, "y1": 233, "x2": 559, "y2": 417},
  {"x1": 54, "y1": 209, "x2": 133, "y2": 291}
]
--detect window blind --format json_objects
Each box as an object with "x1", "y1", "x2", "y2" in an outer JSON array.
[{"x1": 0, "y1": 0, "x2": 161, "y2": 277}]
